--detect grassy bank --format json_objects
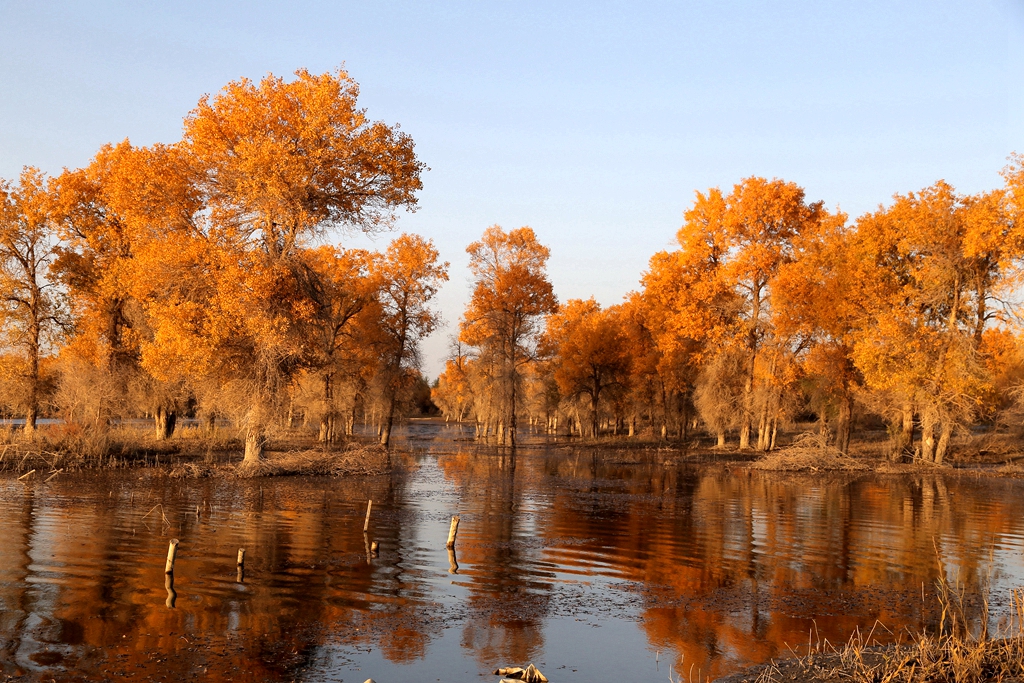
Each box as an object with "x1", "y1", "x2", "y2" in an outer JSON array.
[
  {"x1": 714, "y1": 586, "x2": 1024, "y2": 683},
  {"x1": 0, "y1": 424, "x2": 389, "y2": 478}
]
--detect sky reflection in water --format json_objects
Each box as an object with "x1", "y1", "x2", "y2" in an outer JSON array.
[{"x1": 1, "y1": 422, "x2": 1023, "y2": 682}]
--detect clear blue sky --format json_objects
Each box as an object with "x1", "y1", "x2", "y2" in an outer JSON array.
[{"x1": 2, "y1": 0, "x2": 1022, "y2": 377}]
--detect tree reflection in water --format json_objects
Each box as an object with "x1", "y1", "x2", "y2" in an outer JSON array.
[{"x1": 0, "y1": 423, "x2": 1021, "y2": 681}]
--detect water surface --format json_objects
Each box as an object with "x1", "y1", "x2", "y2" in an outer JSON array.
[{"x1": 1, "y1": 421, "x2": 1023, "y2": 682}]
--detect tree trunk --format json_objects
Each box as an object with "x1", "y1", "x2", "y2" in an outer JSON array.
[
  {"x1": 155, "y1": 407, "x2": 176, "y2": 440},
  {"x1": 756, "y1": 407, "x2": 769, "y2": 451},
  {"x1": 23, "y1": 405, "x2": 37, "y2": 439},
  {"x1": 320, "y1": 374, "x2": 333, "y2": 444},
  {"x1": 891, "y1": 403, "x2": 914, "y2": 461},
  {"x1": 935, "y1": 420, "x2": 953, "y2": 465},
  {"x1": 244, "y1": 428, "x2": 266, "y2": 462},
  {"x1": 739, "y1": 414, "x2": 751, "y2": 449},
  {"x1": 740, "y1": 347, "x2": 755, "y2": 450},
  {"x1": 835, "y1": 394, "x2": 852, "y2": 456},
  {"x1": 920, "y1": 408, "x2": 937, "y2": 462},
  {"x1": 380, "y1": 389, "x2": 396, "y2": 448}
]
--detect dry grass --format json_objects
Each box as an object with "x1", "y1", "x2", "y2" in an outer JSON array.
[
  {"x1": 168, "y1": 462, "x2": 214, "y2": 479},
  {"x1": 232, "y1": 444, "x2": 390, "y2": 478},
  {"x1": 0, "y1": 422, "x2": 390, "y2": 479},
  {"x1": 751, "y1": 433, "x2": 870, "y2": 472},
  {"x1": 995, "y1": 462, "x2": 1024, "y2": 478},
  {"x1": 722, "y1": 579, "x2": 1024, "y2": 683}
]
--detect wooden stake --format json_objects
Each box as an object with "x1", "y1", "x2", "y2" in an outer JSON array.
[
  {"x1": 370, "y1": 541, "x2": 379, "y2": 555},
  {"x1": 446, "y1": 515, "x2": 460, "y2": 549},
  {"x1": 237, "y1": 548, "x2": 245, "y2": 567},
  {"x1": 44, "y1": 469, "x2": 63, "y2": 483},
  {"x1": 17, "y1": 469, "x2": 35, "y2": 481},
  {"x1": 165, "y1": 538, "x2": 179, "y2": 574},
  {"x1": 363, "y1": 499, "x2": 373, "y2": 532}
]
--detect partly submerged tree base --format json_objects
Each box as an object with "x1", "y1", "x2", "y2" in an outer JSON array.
[{"x1": 232, "y1": 444, "x2": 389, "y2": 478}]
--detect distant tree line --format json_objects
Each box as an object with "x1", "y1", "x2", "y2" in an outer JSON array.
[{"x1": 434, "y1": 168, "x2": 1024, "y2": 463}]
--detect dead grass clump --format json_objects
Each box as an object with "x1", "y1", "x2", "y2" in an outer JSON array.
[
  {"x1": 730, "y1": 581, "x2": 1024, "y2": 683},
  {"x1": 234, "y1": 444, "x2": 390, "y2": 478},
  {"x1": 751, "y1": 433, "x2": 869, "y2": 472},
  {"x1": 169, "y1": 462, "x2": 214, "y2": 479},
  {"x1": 996, "y1": 462, "x2": 1024, "y2": 477}
]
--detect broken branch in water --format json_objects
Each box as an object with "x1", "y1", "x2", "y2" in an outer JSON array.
[
  {"x1": 493, "y1": 663, "x2": 548, "y2": 682},
  {"x1": 141, "y1": 504, "x2": 171, "y2": 527}
]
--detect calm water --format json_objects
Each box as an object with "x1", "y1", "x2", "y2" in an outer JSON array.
[{"x1": 2, "y1": 421, "x2": 1024, "y2": 682}]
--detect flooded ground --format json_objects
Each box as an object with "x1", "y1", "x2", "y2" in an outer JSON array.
[{"x1": 1, "y1": 421, "x2": 1023, "y2": 682}]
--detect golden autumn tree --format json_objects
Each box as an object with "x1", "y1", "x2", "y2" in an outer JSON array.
[
  {"x1": 542, "y1": 298, "x2": 630, "y2": 438},
  {"x1": 50, "y1": 140, "x2": 202, "y2": 434},
  {"x1": 0, "y1": 168, "x2": 66, "y2": 434},
  {"x1": 644, "y1": 178, "x2": 821, "y2": 449},
  {"x1": 773, "y1": 209, "x2": 861, "y2": 453},
  {"x1": 370, "y1": 233, "x2": 448, "y2": 448},
  {"x1": 850, "y1": 181, "x2": 1018, "y2": 463},
  {"x1": 296, "y1": 246, "x2": 376, "y2": 444},
  {"x1": 51, "y1": 141, "x2": 145, "y2": 374},
  {"x1": 616, "y1": 292, "x2": 663, "y2": 437},
  {"x1": 460, "y1": 226, "x2": 557, "y2": 447},
  {"x1": 432, "y1": 339, "x2": 474, "y2": 423},
  {"x1": 638, "y1": 251, "x2": 706, "y2": 441},
  {"x1": 169, "y1": 67, "x2": 424, "y2": 462}
]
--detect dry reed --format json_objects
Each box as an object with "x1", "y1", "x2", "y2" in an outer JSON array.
[
  {"x1": 232, "y1": 444, "x2": 389, "y2": 478},
  {"x1": 751, "y1": 433, "x2": 869, "y2": 472},
  {"x1": 726, "y1": 578, "x2": 1024, "y2": 683}
]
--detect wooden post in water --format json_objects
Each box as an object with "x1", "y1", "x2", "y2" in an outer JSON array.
[
  {"x1": 236, "y1": 548, "x2": 245, "y2": 583},
  {"x1": 370, "y1": 541, "x2": 379, "y2": 556},
  {"x1": 165, "y1": 539, "x2": 179, "y2": 574},
  {"x1": 446, "y1": 515, "x2": 460, "y2": 549},
  {"x1": 447, "y1": 546, "x2": 459, "y2": 574},
  {"x1": 17, "y1": 469, "x2": 35, "y2": 481},
  {"x1": 363, "y1": 499, "x2": 373, "y2": 532}
]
